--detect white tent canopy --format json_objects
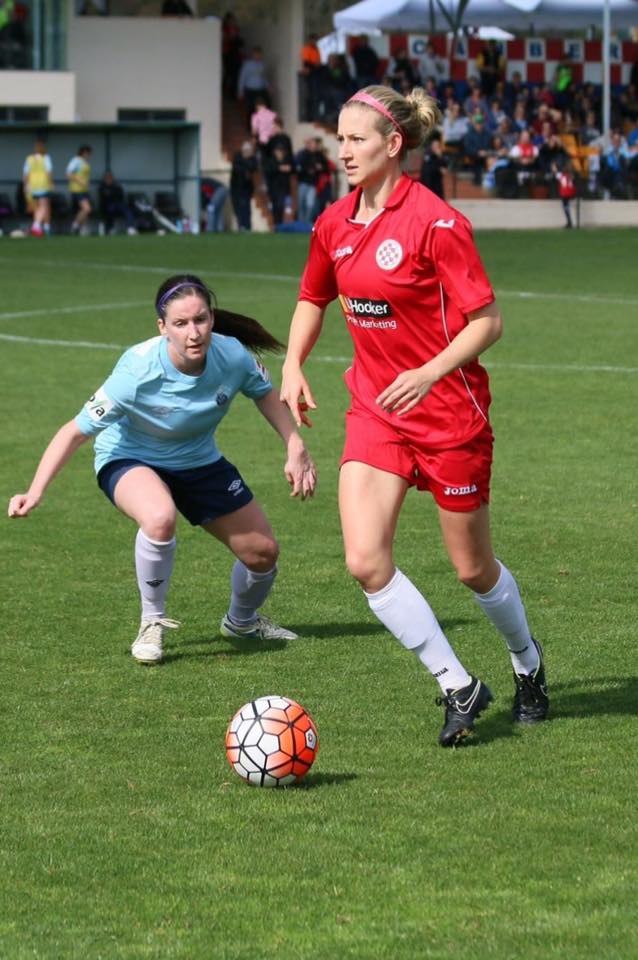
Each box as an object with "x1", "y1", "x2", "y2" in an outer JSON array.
[{"x1": 333, "y1": 0, "x2": 638, "y2": 33}]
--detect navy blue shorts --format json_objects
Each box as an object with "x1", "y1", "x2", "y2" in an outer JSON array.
[{"x1": 97, "y1": 457, "x2": 254, "y2": 526}]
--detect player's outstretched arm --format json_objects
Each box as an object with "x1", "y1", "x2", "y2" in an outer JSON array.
[
  {"x1": 280, "y1": 300, "x2": 325, "y2": 428},
  {"x1": 8, "y1": 420, "x2": 90, "y2": 518},
  {"x1": 254, "y1": 390, "x2": 317, "y2": 500}
]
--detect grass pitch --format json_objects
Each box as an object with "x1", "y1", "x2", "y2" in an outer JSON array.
[{"x1": 1, "y1": 228, "x2": 637, "y2": 959}]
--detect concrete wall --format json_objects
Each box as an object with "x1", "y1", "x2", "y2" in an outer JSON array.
[
  {"x1": 67, "y1": 16, "x2": 222, "y2": 171},
  {"x1": 453, "y1": 198, "x2": 638, "y2": 230},
  {"x1": 0, "y1": 72, "x2": 76, "y2": 121}
]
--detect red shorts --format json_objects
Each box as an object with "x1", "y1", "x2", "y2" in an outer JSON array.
[{"x1": 341, "y1": 408, "x2": 493, "y2": 513}]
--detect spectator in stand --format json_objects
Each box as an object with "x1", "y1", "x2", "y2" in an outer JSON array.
[
  {"x1": 22, "y1": 138, "x2": 53, "y2": 237},
  {"x1": 387, "y1": 46, "x2": 417, "y2": 93},
  {"x1": 442, "y1": 101, "x2": 469, "y2": 165},
  {"x1": 512, "y1": 101, "x2": 529, "y2": 133},
  {"x1": 600, "y1": 130, "x2": 632, "y2": 197},
  {"x1": 464, "y1": 83, "x2": 488, "y2": 122},
  {"x1": 417, "y1": 41, "x2": 446, "y2": 88},
  {"x1": 98, "y1": 171, "x2": 137, "y2": 235},
  {"x1": 264, "y1": 145, "x2": 293, "y2": 227},
  {"x1": 553, "y1": 55, "x2": 574, "y2": 112},
  {"x1": 509, "y1": 129, "x2": 539, "y2": 186},
  {"x1": 482, "y1": 135, "x2": 512, "y2": 193},
  {"x1": 579, "y1": 109, "x2": 601, "y2": 145},
  {"x1": 504, "y1": 70, "x2": 526, "y2": 114},
  {"x1": 476, "y1": 40, "x2": 505, "y2": 99},
  {"x1": 351, "y1": 34, "x2": 379, "y2": 88},
  {"x1": 531, "y1": 103, "x2": 559, "y2": 139},
  {"x1": 420, "y1": 131, "x2": 447, "y2": 199},
  {"x1": 66, "y1": 144, "x2": 93, "y2": 236},
  {"x1": 463, "y1": 112, "x2": 493, "y2": 185},
  {"x1": 266, "y1": 116, "x2": 294, "y2": 165},
  {"x1": 312, "y1": 139, "x2": 335, "y2": 220},
  {"x1": 538, "y1": 132, "x2": 569, "y2": 181},
  {"x1": 300, "y1": 33, "x2": 322, "y2": 121},
  {"x1": 316, "y1": 53, "x2": 355, "y2": 124},
  {"x1": 238, "y1": 46, "x2": 271, "y2": 126},
  {"x1": 485, "y1": 97, "x2": 507, "y2": 132},
  {"x1": 201, "y1": 177, "x2": 229, "y2": 233},
  {"x1": 230, "y1": 140, "x2": 257, "y2": 231},
  {"x1": 222, "y1": 11, "x2": 244, "y2": 100},
  {"x1": 250, "y1": 97, "x2": 278, "y2": 163},
  {"x1": 294, "y1": 137, "x2": 321, "y2": 225},
  {"x1": 496, "y1": 116, "x2": 517, "y2": 151},
  {"x1": 619, "y1": 84, "x2": 638, "y2": 124}
]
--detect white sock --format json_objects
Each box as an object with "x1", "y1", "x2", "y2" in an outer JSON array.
[
  {"x1": 135, "y1": 529, "x2": 176, "y2": 620},
  {"x1": 474, "y1": 560, "x2": 539, "y2": 675},
  {"x1": 228, "y1": 561, "x2": 277, "y2": 624},
  {"x1": 365, "y1": 568, "x2": 472, "y2": 692}
]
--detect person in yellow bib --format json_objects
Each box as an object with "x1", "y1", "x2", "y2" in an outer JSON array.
[
  {"x1": 23, "y1": 139, "x2": 53, "y2": 237},
  {"x1": 66, "y1": 144, "x2": 93, "y2": 235}
]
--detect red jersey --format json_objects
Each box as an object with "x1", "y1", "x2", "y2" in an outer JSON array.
[{"x1": 299, "y1": 174, "x2": 495, "y2": 449}]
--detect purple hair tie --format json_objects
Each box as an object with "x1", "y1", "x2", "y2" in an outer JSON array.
[{"x1": 157, "y1": 281, "x2": 208, "y2": 313}]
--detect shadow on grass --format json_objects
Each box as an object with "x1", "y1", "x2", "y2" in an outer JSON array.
[
  {"x1": 546, "y1": 675, "x2": 638, "y2": 720},
  {"x1": 293, "y1": 618, "x2": 475, "y2": 640},
  {"x1": 295, "y1": 771, "x2": 358, "y2": 789},
  {"x1": 162, "y1": 634, "x2": 288, "y2": 663}
]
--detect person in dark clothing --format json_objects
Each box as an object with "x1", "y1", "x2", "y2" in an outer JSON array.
[
  {"x1": 476, "y1": 40, "x2": 504, "y2": 99},
  {"x1": 264, "y1": 145, "x2": 293, "y2": 227},
  {"x1": 266, "y1": 118, "x2": 294, "y2": 165},
  {"x1": 222, "y1": 11, "x2": 244, "y2": 100},
  {"x1": 420, "y1": 133, "x2": 447, "y2": 199},
  {"x1": 161, "y1": 0, "x2": 193, "y2": 15},
  {"x1": 98, "y1": 171, "x2": 136, "y2": 234},
  {"x1": 230, "y1": 141, "x2": 257, "y2": 231},
  {"x1": 463, "y1": 113, "x2": 493, "y2": 185},
  {"x1": 352, "y1": 34, "x2": 379, "y2": 88}
]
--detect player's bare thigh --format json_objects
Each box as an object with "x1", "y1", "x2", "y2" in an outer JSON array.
[
  {"x1": 437, "y1": 502, "x2": 500, "y2": 593},
  {"x1": 339, "y1": 460, "x2": 409, "y2": 592},
  {"x1": 203, "y1": 499, "x2": 278, "y2": 572},
  {"x1": 113, "y1": 465, "x2": 177, "y2": 541}
]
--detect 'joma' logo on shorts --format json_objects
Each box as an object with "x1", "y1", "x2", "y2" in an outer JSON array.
[{"x1": 444, "y1": 484, "x2": 478, "y2": 496}]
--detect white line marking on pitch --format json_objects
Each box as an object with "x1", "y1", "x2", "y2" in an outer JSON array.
[
  {"x1": 0, "y1": 301, "x2": 147, "y2": 323},
  {"x1": 1, "y1": 334, "x2": 636, "y2": 373},
  {"x1": 0, "y1": 256, "x2": 636, "y2": 306}
]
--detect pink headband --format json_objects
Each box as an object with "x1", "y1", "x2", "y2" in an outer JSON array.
[{"x1": 347, "y1": 90, "x2": 405, "y2": 140}]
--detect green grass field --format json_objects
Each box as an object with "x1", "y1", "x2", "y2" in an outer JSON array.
[{"x1": 2, "y1": 228, "x2": 637, "y2": 959}]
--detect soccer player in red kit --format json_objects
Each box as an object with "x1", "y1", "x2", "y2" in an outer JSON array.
[{"x1": 281, "y1": 84, "x2": 549, "y2": 747}]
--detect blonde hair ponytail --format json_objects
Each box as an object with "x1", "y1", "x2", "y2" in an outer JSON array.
[{"x1": 343, "y1": 84, "x2": 441, "y2": 154}]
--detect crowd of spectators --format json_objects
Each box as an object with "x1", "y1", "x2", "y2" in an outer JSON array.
[{"x1": 300, "y1": 34, "x2": 638, "y2": 201}]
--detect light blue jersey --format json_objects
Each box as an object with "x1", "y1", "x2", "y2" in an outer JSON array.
[{"x1": 75, "y1": 334, "x2": 273, "y2": 474}]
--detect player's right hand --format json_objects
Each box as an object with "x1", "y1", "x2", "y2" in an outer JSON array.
[
  {"x1": 7, "y1": 493, "x2": 40, "y2": 518},
  {"x1": 280, "y1": 371, "x2": 317, "y2": 428}
]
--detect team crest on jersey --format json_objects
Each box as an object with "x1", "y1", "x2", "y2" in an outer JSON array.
[
  {"x1": 215, "y1": 388, "x2": 230, "y2": 405},
  {"x1": 375, "y1": 239, "x2": 403, "y2": 271}
]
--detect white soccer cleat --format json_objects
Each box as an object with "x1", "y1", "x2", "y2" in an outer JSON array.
[
  {"x1": 220, "y1": 614, "x2": 298, "y2": 641},
  {"x1": 131, "y1": 617, "x2": 180, "y2": 664}
]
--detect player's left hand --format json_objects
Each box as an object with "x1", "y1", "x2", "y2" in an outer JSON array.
[
  {"x1": 376, "y1": 368, "x2": 434, "y2": 416},
  {"x1": 284, "y1": 444, "x2": 317, "y2": 500}
]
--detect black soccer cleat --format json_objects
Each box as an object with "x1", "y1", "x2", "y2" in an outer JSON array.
[
  {"x1": 512, "y1": 637, "x2": 549, "y2": 724},
  {"x1": 436, "y1": 676, "x2": 493, "y2": 747}
]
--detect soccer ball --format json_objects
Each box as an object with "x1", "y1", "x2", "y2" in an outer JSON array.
[{"x1": 225, "y1": 695, "x2": 318, "y2": 787}]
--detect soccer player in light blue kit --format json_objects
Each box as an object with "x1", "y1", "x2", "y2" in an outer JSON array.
[{"x1": 8, "y1": 275, "x2": 317, "y2": 664}]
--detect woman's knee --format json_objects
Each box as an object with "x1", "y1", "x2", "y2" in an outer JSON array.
[
  {"x1": 139, "y1": 507, "x2": 177, "y2": 542},
  {"x1": 344, "y1": 548, "x2": 387, "y2": 591},
  {"x1": 453, "y1": 557, "x2": 499, "y2": 593},
  {"x1": 240, "y1": 535, "x2": 280, "y2": 572}
]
